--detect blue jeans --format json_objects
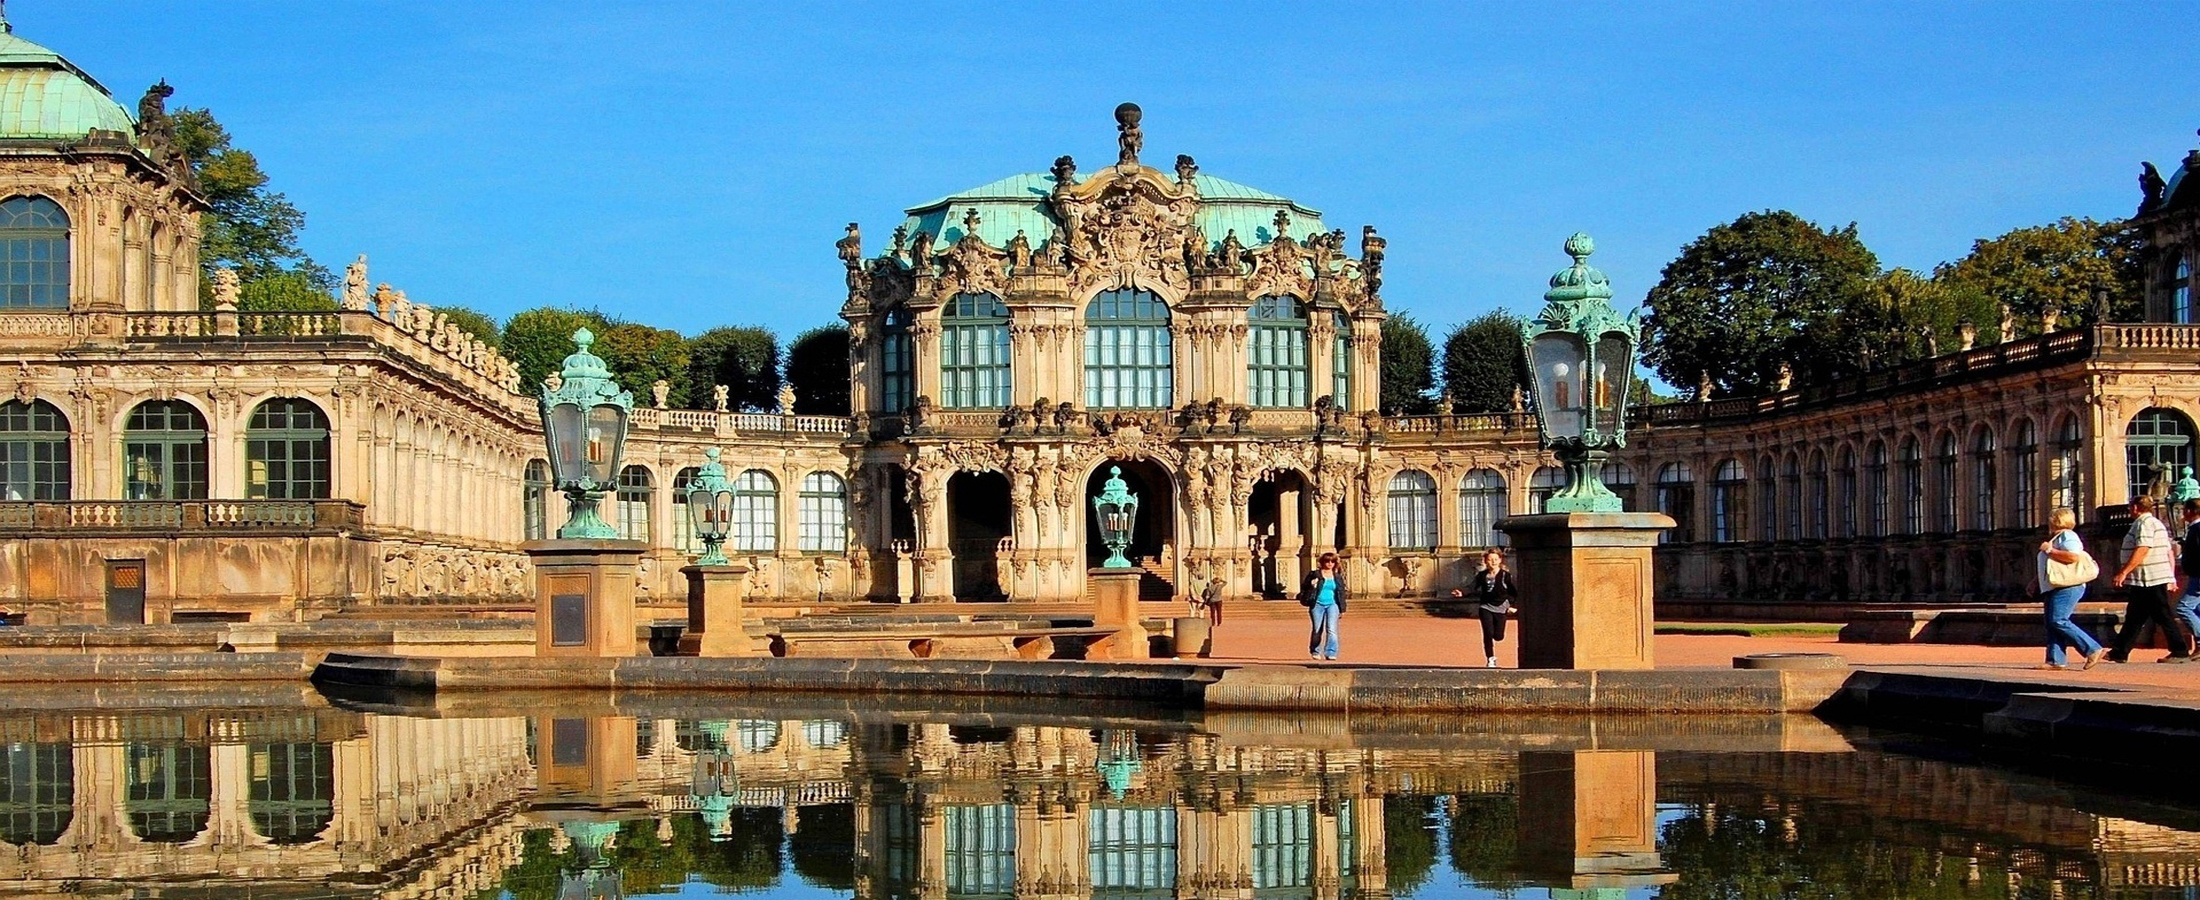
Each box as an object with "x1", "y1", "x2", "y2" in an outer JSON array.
[
  {"x1": 2042, "y1": 585, "x2": 2100, "y2": 665},
  {"x1": 2177, "y1": 589, "x2": 2200, "y2": 644},
  {"x1": 1308, "y1": 603, "x2": 1340, "y2": 659}
]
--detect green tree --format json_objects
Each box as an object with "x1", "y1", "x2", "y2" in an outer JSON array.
[
  {"x1": 235, "y1": 270, "x2": 335, "y2": 312},
  {"x1": 595, "y1": 321, "x2": 692, "y2": 405},
  {"x1": 436, "y1": 306, "x2": 502, "y2": 345},
  {"x1": 1440, "y1": 312, "x2": 1529, "y2": 413},
  {"x1": 1641, "y1": 210, "x2": 1882, "y2": 396},
  {"x1": 501, "y1": 307, "x2": 610, "y2": 393},
  {"x1": 1932, "y1": 216, "x2": 2143, "y2": 331},
  {"x1": 1383, "y1": 794, "x2": 1440, "y2": 896},
  {"x1": 785, "y1": 324, "x2": 851, "y2": 415},
  {"x1": 687, "y1": 326, "x2": 781, "y2": 412},
  {"x1": 172, "y1": 107, "x2": 328, "y2": 296},
  {"x1": 1447, "y1": 792, "x2": 1521, "y2": 889},
  {"x1": 1380, "y1": 312, "x2": 1437, "y2": 415}
]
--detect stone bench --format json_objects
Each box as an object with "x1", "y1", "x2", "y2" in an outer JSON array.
[{"x1": 767, "y1": 626, "x2": 1120, "y2": 661}]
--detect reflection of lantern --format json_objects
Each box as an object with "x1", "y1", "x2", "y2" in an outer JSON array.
[
  {"x1": 539, "y1": 328, "x2": 635, "y2": 539},
  {"x1": 1523, "y1": 234, "x2": 1640, "y2": 513},
  {"x1": 685, "y1": 449, "x2": 736, "y2": 566},
  {"x1": 1090, "y1": 466, "x2": 1141, "y2": 569}
]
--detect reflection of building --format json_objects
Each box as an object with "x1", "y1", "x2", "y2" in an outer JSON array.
[{"x1": 6, "y1": 13, "x2": 2200, "y2": 617}]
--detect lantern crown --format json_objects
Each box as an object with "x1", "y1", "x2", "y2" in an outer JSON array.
[{"x1": 1544, "y1": 232, "x2": 1613, "y2": 304}]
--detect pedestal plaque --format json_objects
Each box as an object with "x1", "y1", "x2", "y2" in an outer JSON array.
[{"x1": 526, "y1": 539, "x2": 648, "y2": 658}]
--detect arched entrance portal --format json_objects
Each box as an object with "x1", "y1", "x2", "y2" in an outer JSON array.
[
  {"x1": 1084, "y1": 460, "x2": 1177, "y2": 600},
  {"x1": 1248, "y1": 469, "x2": 1315, "y2": 598},
  {"x1": 948, "y1": 471, "x2": 1010, "y2": 600}
]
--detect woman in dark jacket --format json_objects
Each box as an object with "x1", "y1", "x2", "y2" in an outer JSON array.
[
  {"x1": 1298, "y1": 552, "x2": 1347, "y2": 660},
  {"x1": 1449, "y1": 548, "x2": 1516, "y2": 668}
]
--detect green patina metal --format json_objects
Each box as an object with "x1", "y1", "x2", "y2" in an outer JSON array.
[
  {"x1": 1091, "y1": 466, "x2": 1140, "y2": 569},
  {"x1": 2173, "y1": 466, "x2": 2200, "y2": 505},
  {"x1": 1522, "y1": 233, "x2": 1642, "y2": 513},
  {"x1": 539, "y1": 328, "x2": 635, "y2": 540},
  {"x1": 0, "y1": 22, "x2": 137, "y2": 143},
  {"x1": 897, "y1": 171, "x2": 1326, "y2": 257},
  {"x1": 687, "y1": 448, "x2": 734, "y2": 566}
]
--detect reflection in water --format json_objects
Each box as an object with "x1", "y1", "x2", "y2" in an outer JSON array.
[{"x1": 0, "y1": 706, "x2": 2191, "y2": 900}]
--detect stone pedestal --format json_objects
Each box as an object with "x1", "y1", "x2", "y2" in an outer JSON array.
[
  {"x1": 1088, "y1": 568, "x2": 1149, "y2": 660},
  {"x1": 526, "y1": 539, "x2": 648, "y2": 658},
  {"x1": 1494, "y1": 512, "x2": 1672, "y2": 670},
  {"x1": 1515, "y1": 750, "x2": 1675, "y2": 890},
  {"x1": 680, "y1": 563, "x2": 751, "y2": 657}
]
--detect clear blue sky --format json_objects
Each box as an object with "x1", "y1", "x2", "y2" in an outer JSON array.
[{"x1": 24, "y1": 1, "x2": 2196, "y2": 341}]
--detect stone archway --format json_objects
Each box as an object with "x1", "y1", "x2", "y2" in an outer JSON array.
[
  {"x1": 1247, "y1": 469, "x2": 1313, "y2": 599},
  {"x1": 948, "y1": 471, "x2": 1011, "y2": 600},
  {"x1": 1082, "y1": 459, "x2": 1178, "y2": 600}
]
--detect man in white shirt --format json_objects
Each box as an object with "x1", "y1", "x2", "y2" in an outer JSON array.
[{"x1": 2109, "y1": 495, "x2": 2196, "y2": 663}]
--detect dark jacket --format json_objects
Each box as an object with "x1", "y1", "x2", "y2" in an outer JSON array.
[
  {"x1": 1297, "y1": 571, "x2": 1348, "y2": 612},
  {"x1": 1468, "y1": 568, "x2": 1518, "y2": 612}
]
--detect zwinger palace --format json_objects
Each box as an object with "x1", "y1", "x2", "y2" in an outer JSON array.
[{"x1": 3, "y1": 20, "x2": 2199, "y2": 624}]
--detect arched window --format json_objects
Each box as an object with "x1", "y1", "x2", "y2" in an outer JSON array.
[
  {"x1": 946, "y1": 804, "x2": 1018, "y2": 897},
  {"x1": 670, "y1": 466, "x2": 701, "y2": 553},
  {"x1": 0, "y1": 196, "x2": 69, "y2": 309},
  {"x1": 799, "y1": 472, "x2": 848, "y2": 553},
  {"x1": 1756, "y1": 455, "x2": 1778, "y2": 542},
  {"x1": 1934, "y1": 434, "x2": 1959, "y2": 532},
  {"x1": 1972, "y1": 429, "x2": 1998, "y2": 531},
  {"x1": 1807, "y1": 451, "x2": 1828, "y2": 539},
  {"x1": 1866, "y1": 441, "x2": 1889, "y2": 537},
  {"x1": 123, "y1": 400, "x2": 207, "y2": 500},
  {"x1": 1836, "y1": 447, "x2": 1858, "y2": 538},
  {"x1": 1330, "y1": 311, "x2": 1352, "y2": 408},
  {"x1": 2012, "y1": 420, "x2": 2039, "y2": 528},
  {"x1": 2169, "y1": 255, "x2": 2193, "y2": 324},
  {"x1": 732, "y1": 469, "x2": 779, "y2": 553},
  {"x1": 0, "y1": 399, "x2": 69, "y2": 500},
  {"x1": 1711, "y1": 459, "x2": 1746, "y2": 543},
  {"x1": 801, "y1": 719, "x2": 848, "y2": 749},
  {"x1": 1782, "y1": 454, "x2": 1802, "y2": 540},
  {"x1": 125, "y1": 743, "x2": 209, "y2": 844},
  {"x1": 1600, "y1": 461, "x2": 1636, "y2": 511},
  {"x1": 941, "y1": 293, "x2": 1010, "y2": 408},
  {"x1": 247, "y1": 742, "x2": 333, "y2": 845},
  {"x1": 245, "y1": 398, "x2": 329, "y2": 500},
  {"x1": 523, "y1": 459, "x2": 550, "y2": 541},
  {"x1": 1655, "y1": 462, "x2": 1695, "y2": 543},
  {"x1": 2053, "y1": 416, "x2": 2084, "y2": 516},
  {"x1": 2126, "y1": 408, "x2": 2195, "y2": 501},
  {"x1": 0, "y1": 742, "x2": 72, "y2": 845},
  {"x1": 735, "y1": 720, "x2": 781, "y2": 753},
  {"x1": 1385, "y1": 470, "x2": 1436, "y2": 552},
  {"x1": 880, "y1": 306, "x2": 914, "y2": 414},
  {"x1": 1459, "y1": 469, "x2": 1507, "y2": 549},
  {"x1": 1526, "y1": 465, "x2": 1565, "y2": 513},
  {"x1": 1248, "y1": 296, "x2": 1309, "y2": 408},
  {"x1": 1090, "y1": 805, "x2": 1178, "y2": 894},
  {"x1": 615, "y1": 465, "x2": 652, "y2": 543},
  {"x1": 1900, "y1": 438, "x2": 1925, "y2": 534},
  {"x1": 1084, "y1": 289, "x2": 1172, "y2": 408}
]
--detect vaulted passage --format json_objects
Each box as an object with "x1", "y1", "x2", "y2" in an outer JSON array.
[
  {"x1": 948, "y1": 471, "x2": 1011, "y2": 600},
  {"x1": 1084, "y1": 460, "x2": 1177, "y2": 600}
]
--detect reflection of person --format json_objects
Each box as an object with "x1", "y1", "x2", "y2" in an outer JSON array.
[
  {"x1": 1450, "y1": 549, "x2": 1517, "y2": 668},
  {"x1": 1298, "y1": 552, "x2": 1346, "y2": 660},
  {"x1": 2036, "y1": 507, "x2": 2103, "y2": 670},
  {"x1": 2109, "y1": 495, "x2": 2196, "y2": 663}
]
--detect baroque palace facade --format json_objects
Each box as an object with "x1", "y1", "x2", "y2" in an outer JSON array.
[{"x1": 3, "y1": 21, "x2": 2200, "y2": 622}]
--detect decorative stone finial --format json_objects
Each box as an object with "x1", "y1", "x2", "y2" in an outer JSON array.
[
  {"x1": 1114, "y1": 102, "x2": 1143, "y2": 166},
  {"x1": 961, "y1": 208, "x2": 982, "y2": 241},
  {"x1": 1271, "y1": 210, "x2": 1291, "y2": 242}
]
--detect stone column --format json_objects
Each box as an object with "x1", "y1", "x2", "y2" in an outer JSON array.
[
  {"x1": 1088, "y1": 568, "x2": 1149, "y2": 659},
  {"x1": 1494, "y1": 512, "x2": 1673, "y2": 669}
]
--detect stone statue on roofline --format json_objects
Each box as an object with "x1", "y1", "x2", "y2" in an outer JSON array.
[
  {"x1": 1115, "y1": 102, "x2": 1143, "y2": 166},
  {"x1": 713, "y1": 384, "x2": 730, "y2": 413},
  {"x1": 210, "y1": 267, "x2": 239, "y2": 310},
  {"x1": 778, "y1": 383, "x2": 797, "y2": 415},
  {"x1": 1008, "y1": 230, "x2": 1032, "y2": 268},
  {"x1": 342, "y1": 255, "x2": 369, "y2": 311},
  {"x1": 651, "y1": 380, "x2": 669, "y2": 410}
]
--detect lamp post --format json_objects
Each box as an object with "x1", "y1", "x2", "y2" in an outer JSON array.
[
  {"x1": 1091, "y1": 466, "x2": 1141, "y2": 568},
  {"x1": 1522, "y1": 233, "x2": 1638, "y2": 513},
  {"x1": 540, "y1": 328, "x2": 634, "y2": 539},
  {"x1": 686, "y1": 448, "x2": 735, "y2": 566},
  {"x1": 1086, "y1": 465, "x2": 1150, "y2": 658},
  {"x1": 680, "y1": 449, "x2": 753, "y2": 657}
]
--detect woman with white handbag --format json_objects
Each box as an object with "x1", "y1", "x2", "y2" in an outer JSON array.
[{"x1": 2038, "y1": 506, "x2": 2106, "y2": 670}]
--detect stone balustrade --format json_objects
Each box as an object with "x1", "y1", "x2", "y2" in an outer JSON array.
[{"x1": 0, "y1": 500, "x2": 364, "y2": 533}]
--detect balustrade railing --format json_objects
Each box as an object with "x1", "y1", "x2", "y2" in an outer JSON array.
[
  {"x1": 0, "y1": 312, "x2": 75, "y2": 338},
  {"x1": 0, "y1": 500, "x2": 363, "y2": 532}
]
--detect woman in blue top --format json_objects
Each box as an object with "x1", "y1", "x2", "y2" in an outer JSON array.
[
  {"x1": 2038, "y1": 506, "x2": 2105, "y2": 670},
  {"x1": 1298, "y1": 552, "x2": 1347, "y2": 660}
]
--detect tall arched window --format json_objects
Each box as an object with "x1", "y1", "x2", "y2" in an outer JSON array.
[
  {"x1": 940, "y1": 293, "x2": 1010, "y2": 408},
  {"x1": 1090, "y1": 805, "x2": 1178, "y2": 894},
  {"x1": 1330, "y1": 311, "x2": 1352, "y2": 408},
  {"x1": 2169, "y1": 255, "x2": 2193, "y2": 324},
  {"x1": 1601, "y1": 461, "x2": 1636, "y2": 511},
  {"x1": 670, "y1": 466, "x2": 701, "y2": 553},
  {"x1": 880, "y1": 306, "x2": 914, "y2": 414},
  {"x1": 1385, "y1": 470, "x2": 1437, "y2": 552},
  {"x1": 1527, "y1": 465, "x2": 1564, "y2": 513},
  {"x1": 0, "y1": 399, "x2": 69, "y2": 501},
  {"x1": 0, "y1": 196, "x2": 69, "y2": 309},
  {"x1": 2011, "y1": 420, "x2": 2039, "y2": 528},
  {"x1": 1934, "y1": 434, "x2": 1959, "y2": 532},
  {"x1": 1782, "y1": 454, "x2": 1802, "y2": 540},
  {"x1": 123, "y1": 401, "x2": 208, "y2": 500},
  {"x1": 1836, "y1": 447, "x2": 1858, "y2": 538},
  {"x1": 247, "y1": 742, "x2": 333, "y2": 845},
  {"x1": 2126, "y1": 408, "x2": 2195, "y2": 500},
  {"x1": 524, "y1": 459, "x2": 550, "y2": 541},
  {"x1": 1807, "y1": 451, "x2": 1828, "y2": 539},
  {"x1": 1756, "y1": 455, "x2": 1778, "y2": 542},
  {"x1": 1711, "y1": 459, "x2": 1746, "y2": 543},
  {"x1": 613, "y1": 466, "x2": 652, "y2": 542},
  {"x1": 245, "y1": 398, "x2": 329, "y2": 500},
  {"x1": 1900, "y1": 438, "x2": 1925, "y2": 534},
  {"x1": 1084, "y1": 289, "x2": 1172, "y2": 408},
  {"x1": 1655, "y1": 463, "x2": 1695, "y2": 543},
  {"x1": 1972, "y1": 429, "x2": 1998, "y2": 531},
  {"x1": 2053, "y1": 416, "x2": 2084, "y2": 516},
  {"x1": 1248, "y1": 296, "x2": 1309, "y2": 408},
  {"x1": 732, "y1": 469, "x2": 779, "y2": 553},
  {"x1": 1459, "y1": 469, "x2": 1507, "y2": 549},
  {"x1": 0, "y1": 742, "x2": 72, "y2": 846},
  {"x1": 125, "y1": 743, "x2": 210, "y2": 844},
  {"x1": 1866, "y1": 441, "x2": 1889, "y2": 537},
  {"x1": 799, "y1": 472, "x2": 848, "y2": 553}
]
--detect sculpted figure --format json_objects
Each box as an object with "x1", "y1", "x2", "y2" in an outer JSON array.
[
  {"x1": 1053, "y1": 401, "x2": 1075, "y2": 433},
  {"x1": 1174, "y1": 153, "x2": 1198, "y2": 184},
  {"x1": 907, "y1": 230, "x2": 934, "y2": 270},
  {"x1": 1008, "y1": 230, "x2": 1033, "y2": 268},
  {"x1": 2141, "y1": 161, "x2": 2168, "y2": 211},
  {"x1": 1030, "y1": 397, "x2": 1051, "y2": 432},
  {"x1": 408, "y1": 301, "x2": 432, "y2": 337},
  {"x1": 210, "y1": 268, "x2": 240, "y2": 310},
  {"x1": 1050, "y1": 154, "x2": 1077, "y2": 188},
  {"x1": 1229, "y1": 404, "x2": 1252, "y2": 433},
  {"x1": 713, "y1": 384, "x2": 730, "y2": 413},
  {"x1": 651, "y1": 379, "x2": 670, "y2": 410},
  {"x1": 1218, "y1": 230, "x2": 1244, "y2": 269},
  {"x1": 544, "y1": 371, "x2": 563, "y2": 392},
  {"x1": 1114, "y1": 102, "x2": 1143, "y2": 166},
  {"x1": 778, "y1": 383, "x2": 797, "y2": 415},
  {"x1": 1360, "y1": 226, "x2": 1386, "y2": 296},
  {"x1": 342, "y1": 254, "x2": 369, "y2": 311},
  {"x1": 1000, "y1": 403, "x2": 1029, "y2": 432},
  {"x1": 372, "y1": 282, "x2": 399, "y2": 318}
]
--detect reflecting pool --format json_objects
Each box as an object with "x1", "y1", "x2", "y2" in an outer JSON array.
[{"x1": 1, "y1": 691, "x2": 2195, "y2": 899}]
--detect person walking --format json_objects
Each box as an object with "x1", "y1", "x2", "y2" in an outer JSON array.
[
  {"x1": 1298, "y1": 552, "x2": 1346, "y2": 660},
  {"x1": 2108, "y1": 495, "x2": 2196, "y2": 663},
  {"x1": 2036, "y1": 507, "x2": 2105, "y2": 670},
  {"x1": 1199, "y1": 577, "x2": 1225, "y2": 627},
  {"x1": 2176, "y1": 499, "x2": 2200, "y2": 645},
  {"x1": 1449, "y1": 549, "x2": 1518, "y2": 668}
]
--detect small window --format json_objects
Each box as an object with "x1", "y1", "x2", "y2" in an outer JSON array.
[
  {"x1": 1655, "y1": 462, "x2": 1695, "y2": 543},
  {"x1": 1459, "y1": 469, "x2": 1507, "y2": 549},
  {"x1": 1526, "y1": 465, "x2": 1565, "y2": 513},
  {"x1": 1711, "y1": 459, "x2": 1746, "y2": 543},
  {"x1": 1248, "y1": 296, "x2": 1310, "y2": 408},
  {"x1": 523, "y1": 459, "x2": 550, "y2": 540},
  {"x1": 940, "y1": 293, "x2": 1010, "y2": 409},
  {"x1": 245, "y1": 399, "x2": 329, "y2": 500},
  {"x1": 2126, "y1": 408, "x2": 2194, "y2": 500},
  {"x1": 0, "y1": 399, "x2": 70, "y2": 501},
  {"x1": 880, "y1": 306, "x2": 914, "y2": 414},
  {"x1": 1972, "y1": 429, "x2": 1998, "y2": 531}
]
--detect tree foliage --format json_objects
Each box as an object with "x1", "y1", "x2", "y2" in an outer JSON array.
[
  {"x1": 1932, "y1": 216, "x2": 2142, "y2": 333},
  {"x1": 1440, "y1": 312, "x2": 1529, "y2": 413},
  {"x1": 1641, "y1": 210, "x2": 1881, "y2": 397},
  {"x1": 687, "y1": 326, "x2": 781, "y2": 411},
  {"x1": 595, "y1": 321, "x2": 692, "y2": 406},
  {"x1": 234, "y1": 270, "x2": 335, "y2": 312},
  {"x1": 785, "y1": 324, "x2": 851, "y2": 415},
  {"x1": 1379, "y1": 313, "x2": 1436, "y2": 415},
  {"x1": 1383, "y1": 795, "x2": 1440, "y2": 896},
  {"x1": 500, "y1": 307, "x2": 609, "y2": 394},
  {"x1": 172, "y1": 107, "x2": 328, "y2": 297}
]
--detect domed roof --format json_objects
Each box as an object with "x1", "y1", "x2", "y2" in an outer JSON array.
[
  {"x1": 0, "y1": 18, "x2": 137, "y2": 143},
  {"x1": 899, "y1": 171, "x2": 1327, "y2": 252}
]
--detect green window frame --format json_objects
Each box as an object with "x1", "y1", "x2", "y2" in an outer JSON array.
[
  {"x1": 0, "y1": 741, "x2": 72, "y2": 846},
  {"x1": 1248, "y1": 296, "x2": 1309, "y2": 408},
  {"x1": 799, "y1": 471, "x2": 847, "y2": 553},
  {"x1": 732, "y1": 469, "x2": 778, "y2": 553},
  {"x1": 615, "y1": 465, "x2": 652, "y2": 543},
  {"x1": 125, "y1": 743, "x2": 210, "y2": 844},
  {"x1": 247, "y1": 742, "x2": 333, "y2": 845},
  {"x1": 0, "y1": 399, "x2": 69, "y2": 501},
  {"x1": 524, "y1": 459, "x2": 550, "y2": 540},
  {"x1": 0, "y1": 196, "x2": 69, "y2": 309},
  {"x1": 246, "y1": 398, "x2": 330, "y2": 500},
  {"x1": 2125, "y1": 407, "x2": 2194, "y2": 499},
  {"x1": 1386, "y1": 470, "x2": 1437, "y2": 552},
  {"x1": 123, "y1": 400, "x2": 208, "y2": 500},
  {"x1": 1084, "y1": 289, "x2": 1172, "y2": 409},
  {"x1": 1330, "y1": 311, "x2": 1352, "y2": 408},
  {"x1": 940, "y1": 293, "x2": 1010, "y2": 409},
  {"x1": 880, "y1": 307, "x2": 914, "y2": 414},
  {"x1": 670, "y1": 466, "x2": 700, "y2": 552}
]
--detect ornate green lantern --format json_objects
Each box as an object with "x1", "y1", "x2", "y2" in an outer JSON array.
[
  {"x1": 686, "y1": 448, "x2": 736, "y2": 566},
  {"x1": 1091, "y1": 465, "x2": 1140, "y2": 568},
  {"x1": 538, "y1": 328, "x2": 635, "y2": 539},
  {"x1": 1522, "y1": 234, "x2": 1640, "y2": 513}
]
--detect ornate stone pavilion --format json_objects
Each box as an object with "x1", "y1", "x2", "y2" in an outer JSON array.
[{"x1": 3, "y1": 16, "x2": 2200, "y2": 622}]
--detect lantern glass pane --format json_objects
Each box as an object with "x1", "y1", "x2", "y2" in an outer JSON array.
[
  {"x1": 585, "y1": 406, "x2": 626, "y2": 485},
  {"x1": 1531, "y1": 333, "x2": 1585, "y2": 439},
  {"x1": 547, "y1": 403, "x2": 584, "y2": 485},
  {"x1": 1594, "y1": 334, "x2": 1632, "y2": 427}
]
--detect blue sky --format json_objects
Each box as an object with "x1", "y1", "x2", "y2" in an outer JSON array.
[{"x1": 24, "y1": 1, "x2": 2196, "y2": 341}]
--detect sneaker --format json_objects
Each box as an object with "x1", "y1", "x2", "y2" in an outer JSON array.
[
  {"x1": 1487, "y1": 657, "x2": 1499, "y2": 668},
  {"x1": 2033, "y1": 663, "x2": 2067, "y2": 671},
  {"x1": 2082, "y1": 648, "x2": 2107, "y2": 670},
  {"x1": 2158, "y1": 655, "x2": 2195, "y2": 664}
]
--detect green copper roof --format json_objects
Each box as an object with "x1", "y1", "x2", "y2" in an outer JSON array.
[
  {"x1": 899, "y1": 172, "x2": 1328, "y2": 253},
  {"x1": 0, "y1": 25, "x2": 137, "y2": 143}
]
